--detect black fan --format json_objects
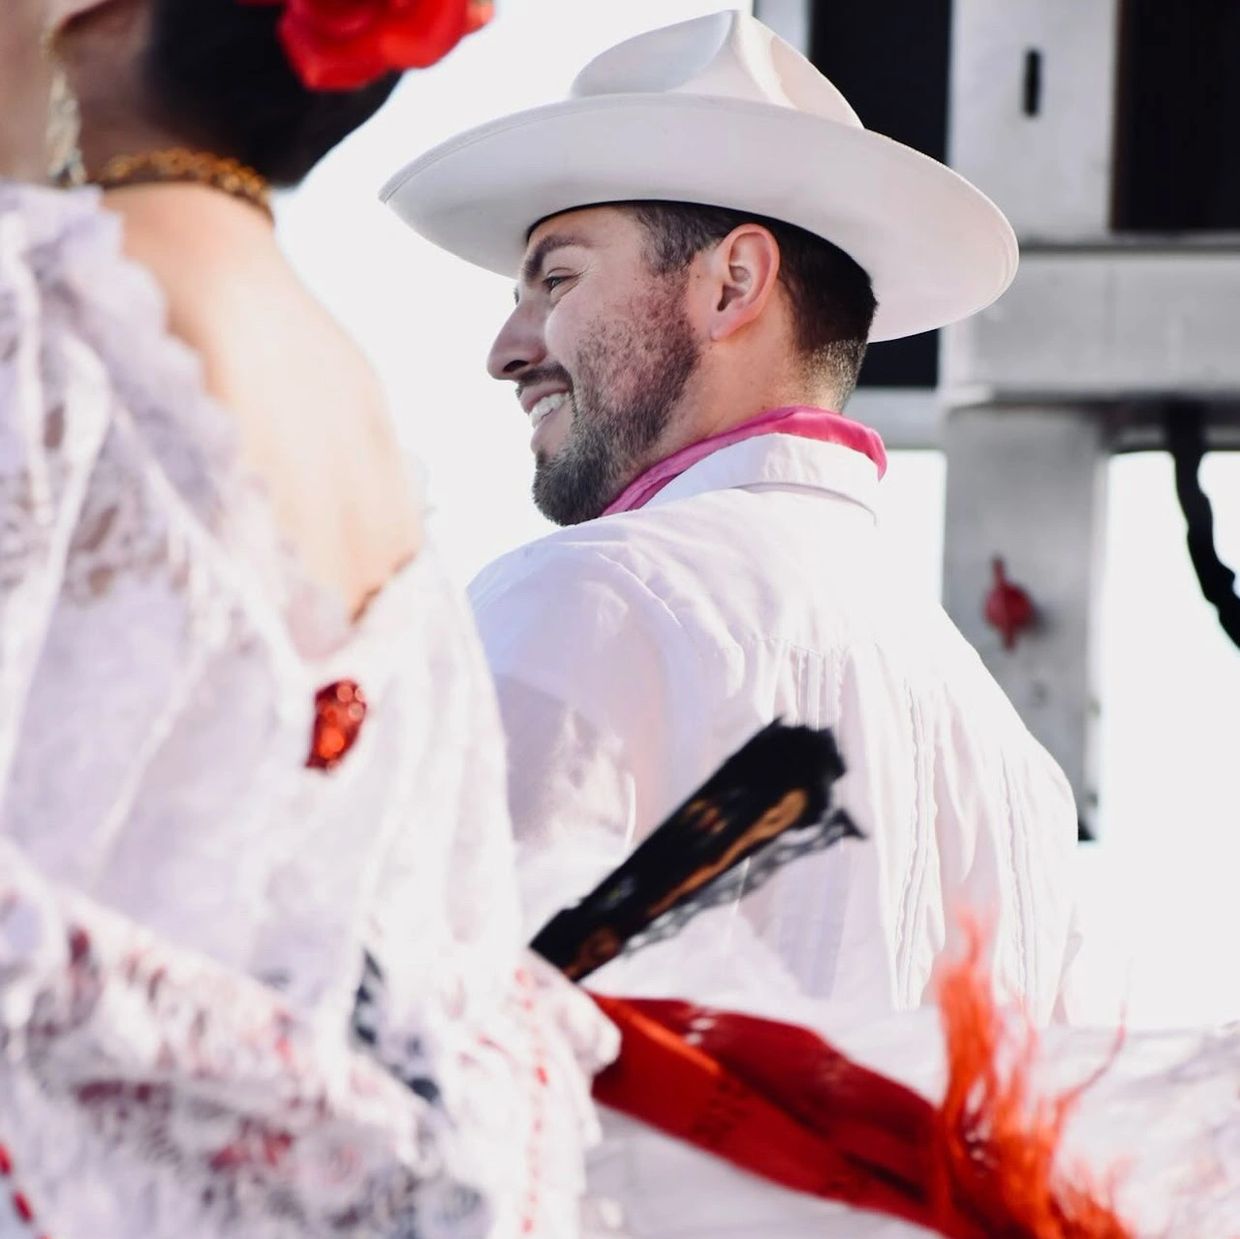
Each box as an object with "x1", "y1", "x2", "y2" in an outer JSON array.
[{"x1": 531, "y1": 722, "x2": 862, "y2": 981}]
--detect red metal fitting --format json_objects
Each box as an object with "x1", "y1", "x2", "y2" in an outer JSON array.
[{"x1": 984, "y1": 558, "x2": 1035, "y2": 650}]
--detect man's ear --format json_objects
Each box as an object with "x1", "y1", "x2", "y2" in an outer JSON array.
[{"x1": 702, "y1": 224, "x2": 782, "y2": 342}]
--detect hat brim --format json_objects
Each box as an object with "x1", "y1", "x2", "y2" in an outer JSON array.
[{"x1": 381, "y1": 94, "x2": 1017, "y2": 343}]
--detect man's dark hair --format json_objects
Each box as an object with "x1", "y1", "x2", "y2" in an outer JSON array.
[
  {"x1": 143, "y1": 0, "x2": 400, "y2": 187},
  {"x1": 627, "y1": 202, "x2": 877, "y2": 404}
]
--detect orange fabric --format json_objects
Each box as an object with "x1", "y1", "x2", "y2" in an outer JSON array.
[{"x1": 930, "y1": 933, "x2": 1132, "y2": 1239}]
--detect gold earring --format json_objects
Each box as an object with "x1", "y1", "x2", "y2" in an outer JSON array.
[{"x1": 41, "y1": 28, "x2": 87, "y2": 187}]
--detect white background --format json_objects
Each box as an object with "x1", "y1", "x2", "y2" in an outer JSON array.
[{"x1": 278, "y1": 0, "x2": 1240, "y2": 1028}]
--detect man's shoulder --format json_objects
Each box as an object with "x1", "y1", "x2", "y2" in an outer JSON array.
[
  {"x1": 468, "y1": 507, "x2": 695, "y2": 608},
  {"x1": 467, "y1": 513, "x2": 719, "y2": 706}
]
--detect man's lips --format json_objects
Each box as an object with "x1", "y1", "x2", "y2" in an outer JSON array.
[{"x1": 518, "y1": 382, "x2": 570, "y2": 417}]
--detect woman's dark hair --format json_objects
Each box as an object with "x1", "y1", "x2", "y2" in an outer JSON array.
[{"x1": 144, "y1": 1, "x2": 400, "y2": 187}]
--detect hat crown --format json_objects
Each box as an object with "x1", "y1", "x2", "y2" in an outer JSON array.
[{"x1": 570, "y1": 10, "x2": 862, "y2": 128}]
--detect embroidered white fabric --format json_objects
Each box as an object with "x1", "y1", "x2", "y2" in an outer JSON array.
[{"x1": 0, "y1": 182, "x2": 616, "y2": 1239}]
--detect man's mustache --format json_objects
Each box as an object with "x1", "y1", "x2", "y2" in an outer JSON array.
[{"x1": 516, "y1": 365, "x2": 574, "y2": 401}]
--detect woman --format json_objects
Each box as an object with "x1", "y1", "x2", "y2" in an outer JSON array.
[{"x1": 0, "y1": 2, "x2": 612, "y2": 1236}]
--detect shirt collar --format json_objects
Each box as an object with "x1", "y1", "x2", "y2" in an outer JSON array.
[
  {"x1": 640, "y1": 433, "x2": 882, "y2": 517},
  {"x1": 603, "y1": 405, "x2": 885, "y2": 516}
]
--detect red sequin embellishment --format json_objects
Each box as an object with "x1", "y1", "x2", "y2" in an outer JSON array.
[{"x1": 307, "y1": 680, "x2": 367, "y2": 770}]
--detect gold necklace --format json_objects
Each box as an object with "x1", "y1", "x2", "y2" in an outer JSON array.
[{"x1": 90, "y1": 149, "x2": 274, "y2": 222}]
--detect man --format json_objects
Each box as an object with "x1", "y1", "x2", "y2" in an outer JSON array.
[{"x1": 385, "y1": 11, "x2": 1079, "y2": 1233}]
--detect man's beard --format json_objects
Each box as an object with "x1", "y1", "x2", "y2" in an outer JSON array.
[{"x1": 532, "y1": 285, "x2": 700, "y2": 526}]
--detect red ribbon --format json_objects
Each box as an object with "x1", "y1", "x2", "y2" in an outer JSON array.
[{"x1": 590, "y1": 993, "x2": 948, "y2": 1233}]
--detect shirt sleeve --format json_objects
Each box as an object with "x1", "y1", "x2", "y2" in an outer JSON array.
[
  {"x1": 470, "y1": 542, "x2": 717, "y2": 933},
  {"x1": 468, "y1": 537, "x2": 892, "y2": 1031}
]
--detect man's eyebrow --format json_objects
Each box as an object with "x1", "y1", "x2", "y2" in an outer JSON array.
[{"x1": 518, "y1": 232, "x2": 589, "y2": 290}]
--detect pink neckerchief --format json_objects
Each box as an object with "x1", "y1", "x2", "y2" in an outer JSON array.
[{"x1": 602, "y1": 405, "x2": 887, "y2": 516}]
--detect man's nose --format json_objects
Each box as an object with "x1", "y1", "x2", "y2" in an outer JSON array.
[{"x1": 487, "y1": 304, "x2": 546, "y2": 381}]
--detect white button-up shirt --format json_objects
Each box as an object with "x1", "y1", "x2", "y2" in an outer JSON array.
[{"x1": 470, "y1": 433, "x2": 1080, "y2": 1232}]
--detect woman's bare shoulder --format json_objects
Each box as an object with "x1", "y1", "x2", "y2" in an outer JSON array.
[{"x1": 109, "y1": 186, "x2": 423, "y2": 611}]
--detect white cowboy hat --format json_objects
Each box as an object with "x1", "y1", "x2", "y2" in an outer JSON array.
[{"x1": 381, "y1": 9, "x2": 1017, "y2": 342}]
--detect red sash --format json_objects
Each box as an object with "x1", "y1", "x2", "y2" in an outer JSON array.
[{"x1": 589, "y1": 948, "x2": 1133, "y2": 1239}]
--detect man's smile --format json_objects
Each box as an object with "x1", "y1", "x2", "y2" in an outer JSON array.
[{"x1": 528, "y1": 390, "x2": 569, "y2": 429}]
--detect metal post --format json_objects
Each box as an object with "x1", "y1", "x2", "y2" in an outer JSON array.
[{"x1": 942, "y1": 405, "x2": 1110, "y2": 834}]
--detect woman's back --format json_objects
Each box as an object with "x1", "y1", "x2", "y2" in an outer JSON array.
[{"x1": 108, "y1": 181, "x2": 420, "y2": 617}]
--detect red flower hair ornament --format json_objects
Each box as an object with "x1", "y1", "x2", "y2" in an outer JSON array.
[{"x1": 243, "y1": 0, "x2": 493, "y2": 90}]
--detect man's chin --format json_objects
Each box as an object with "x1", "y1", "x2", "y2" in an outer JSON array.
[
  {"x1": 532, "y1": 457, "x2": 616, "y2": 527},
  {"x1": 531, "y1": 486, "x2": 596, "y2": 528}
]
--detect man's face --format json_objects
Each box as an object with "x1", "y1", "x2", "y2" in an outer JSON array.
[{"x1": 487, "y1": 206, "x2": 701, "y2": 525}]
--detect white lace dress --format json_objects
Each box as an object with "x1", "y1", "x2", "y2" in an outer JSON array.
[{"x1": 0, "y1": 182, "x2": 615, "y2": 1239}]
